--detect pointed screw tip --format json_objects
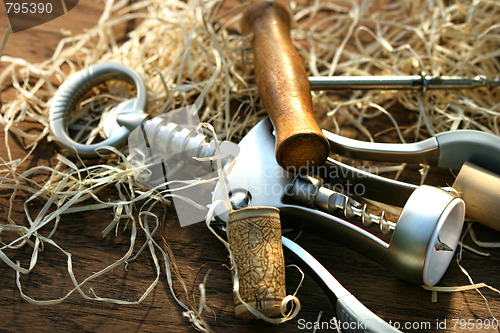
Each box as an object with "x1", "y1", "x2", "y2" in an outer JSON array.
[{"x1": 435, "y1": 236, "x2": 454, "y2": 252}]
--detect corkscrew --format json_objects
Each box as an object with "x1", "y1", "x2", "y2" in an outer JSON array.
[
  {"x1": 47, "y1": 62, "x2": 227, "y2": 175},
  {"x1": 212, "y1": 118, "x2": 466, "y2": 286},
  {"x1": 284, "y1": 175, "x2": 395, "y2": 235},
  {"x1": 125, "y1": 113, "x2": 223, "y2": 173}
]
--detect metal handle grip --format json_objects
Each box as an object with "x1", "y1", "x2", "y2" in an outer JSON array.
[
  {"x1": 48, "y1": 63, "x2": 147, "y2": 158},
  {"x1": 282, "y1": 236, "x2": 401, "y2": 333}
]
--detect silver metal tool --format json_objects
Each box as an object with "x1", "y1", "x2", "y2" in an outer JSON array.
[
  {"x1": 47, "y1": 64, "x2": 499, "y2": 257},
  {"x1": 48, "y1": 65, "x2": 497, "y2": 284},
  {"x1": 324, "y1": 128, "x2": 500, "y2": 175},
  {"x1": 212, "y1": 118, "x2": 465, "y2": 287},
  {"x1": 47, "y1": 63, "x2": 500, "y2": 283},
  {"x1": 48, "y1": 63, "x2": 499, "y2": 332},
  {"x1": 281, "y1": 236, "x2": 402, "y2": 333}
]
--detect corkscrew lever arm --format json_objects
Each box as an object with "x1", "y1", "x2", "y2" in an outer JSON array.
[
  {"x1": 282, "y1": 236, "x2": 401, "y2": 333},
  {"x1": 323, "y1": 128, "x2": 500, "y2": 230}
]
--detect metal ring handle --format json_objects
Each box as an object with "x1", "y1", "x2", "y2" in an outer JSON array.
[{"x1": 48, "y1": 63, "x2": 147, "y2": 158}]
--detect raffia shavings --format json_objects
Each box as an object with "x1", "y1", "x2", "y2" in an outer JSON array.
[
  {"x1": 422, "y1": 283, "x2": 500, "y2": 303},
  {"x1": 422, "y1": 224, "x2": 499, "y2": 323},
  {"x1": 469, "y1": 224, "x2": 500, "y2": 249},
  {"x1": 460, "y1": 242, "x2": 491, "y2": 257},
  {"x1": 1, "y1": 0, "x2": 499, "y2": 329},
  {"x1": 313, "y1": 311, "x2": 324, "y2": 333}
]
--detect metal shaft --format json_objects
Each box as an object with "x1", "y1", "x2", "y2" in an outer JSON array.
[
  {"x1": 309, "y1": 74, "x2": 500, "y2": 91},
  {"x1": 284, "y1": 174, "x2": 454, "y2": 251},
  {"x1": 285, "y1": 174, "x2": 395, "y2": 234}
]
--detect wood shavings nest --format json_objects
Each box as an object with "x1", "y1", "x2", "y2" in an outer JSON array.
[{"x1": 1, "y1": 0, "x2": 500, "y2": 330}]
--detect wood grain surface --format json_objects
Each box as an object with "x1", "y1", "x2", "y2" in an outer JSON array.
[{"x1": 1, "y1": 1, "x2": 500, "y2": 332}]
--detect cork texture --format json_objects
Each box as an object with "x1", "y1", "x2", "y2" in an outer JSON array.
[{"x1": 227, "y1": 207, "x2": 286, "y2": 319}]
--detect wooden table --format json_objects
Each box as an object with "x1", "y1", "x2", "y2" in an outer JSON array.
[{"x1": 1, "y1": 1, "x2": 499, "y2": 332}]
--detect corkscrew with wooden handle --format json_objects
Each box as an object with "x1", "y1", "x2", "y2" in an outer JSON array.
[
  {"x1": 240, "y1": 0, "x2": 500, "y2": 231},
  {"x1": 241, "y1": 0, "x2": 330, "y2": 170}
]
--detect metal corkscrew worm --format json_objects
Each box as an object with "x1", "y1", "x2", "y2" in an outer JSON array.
[
  {"x1": 285, "y1": 174, "x2": 454, "y2": 252},
  {"x1": 142, "y1": 119, "x2": 213, "y2": 162},
  {"x1": 131, "y1": 115, "x2": 218, "y2": 171}
]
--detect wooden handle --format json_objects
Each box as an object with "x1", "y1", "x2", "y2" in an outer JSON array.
[{"x1": 241, "y1": 1, "x2": 329, "y2": 170}]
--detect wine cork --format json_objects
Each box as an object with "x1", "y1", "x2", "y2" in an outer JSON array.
[
  {"x1": 226, "y1": 206, "x2": 286, "y2": 320},
  {"x1": 453, "y1": 161, "x2": 500, "y2": 232}
]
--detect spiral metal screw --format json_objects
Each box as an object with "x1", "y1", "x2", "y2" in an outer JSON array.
[
  {"x1": 326, "y1": 188, "x2": 394, "y2": 234},
  {"x1": 285, "y1": 174, "x2": 453, "y2": 251},
  {"x1": 138, "y1": 116, "x2": 217, "y2": 171}
]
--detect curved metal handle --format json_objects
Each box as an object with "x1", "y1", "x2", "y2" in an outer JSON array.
[
  {"x1": 435, "y1": 130, "x2": 500, "y2": 174},
  {"x1": 323, "y1": 128, "x2": 500, "y2": 174},
  {"x1": 323, "y1": 130, "x2": 439, "y2": 166},
  {"x1": 48, "y1": 63, "x2": 147, "y2": 158},
  {"x1": 282, "y1": 236, "x2": 402, "y2": 333}
]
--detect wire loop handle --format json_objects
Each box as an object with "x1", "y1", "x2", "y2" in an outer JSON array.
[{"x1": 49, "y1": 63, "x2": 147, "y2": 158}]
